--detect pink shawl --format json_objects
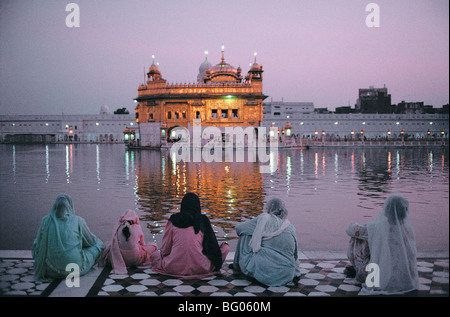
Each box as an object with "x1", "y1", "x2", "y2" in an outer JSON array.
[{"x1": 99, "y1": 210, "x2": 142, "y2": 274}]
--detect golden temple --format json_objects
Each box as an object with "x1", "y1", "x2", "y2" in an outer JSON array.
[{"x1": 134, "y1": 47, "x2": 267, "y2": 140}]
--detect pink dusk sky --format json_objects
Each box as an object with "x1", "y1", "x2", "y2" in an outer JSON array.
[{"x1": 0, "y1": 0, "x2": 448, "y2": 115}]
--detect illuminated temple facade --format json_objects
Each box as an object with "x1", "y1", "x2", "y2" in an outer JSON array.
[{"x1": 133, "y1": 49, "x2": 267, "y2": 147}]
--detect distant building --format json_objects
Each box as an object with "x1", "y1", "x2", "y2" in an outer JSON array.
[
  {"x1": 262, "y1": 100, "x2": 448, "y2": 140},
  {"x1": 263, "y1": 101, "x2": 314, "y2": 118},
  {"x1": 0, "y1": 104, "x2": 135, "y2": 143},
  {"x1": 356, "y1": 86, "x2": 392, "y2": 113},
  {"x1": 335, "y1": 106, "x2": 356, "y2": 114},
  {"x1": 395, "y1": 101, "x2": 425, "y2": 114}
]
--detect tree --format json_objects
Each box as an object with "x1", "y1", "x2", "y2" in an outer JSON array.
[{"x1": 114, "y1": 107, "x2": 130, "y2": 115}]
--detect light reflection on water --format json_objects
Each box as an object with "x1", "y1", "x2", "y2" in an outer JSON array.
[{"x1": 0, "y1": 144, "x2": 448, "y2": 253}]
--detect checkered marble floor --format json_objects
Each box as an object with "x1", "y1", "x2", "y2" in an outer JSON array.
[
  {"x1": 92, "y1": 259, "x2": 450, "y2": 297},
  {"x1": 0, "y1": 258, "x2": 56, "y2": 296},
  {"x1": 1, "y1": 257, "x2": 448, "y2": 297}
]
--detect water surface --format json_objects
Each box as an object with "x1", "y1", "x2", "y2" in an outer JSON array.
[{"x1": 0, "y1": 144, "x2": 448, "y2": 253}]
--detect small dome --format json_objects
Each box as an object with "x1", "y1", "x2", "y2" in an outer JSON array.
[
  {"x1": 197, "y1": 58, "x2": 212, "y2": 82},
  {"x1": 199, "y1": 59, "x2": 212, "y2": 72},
  {"x1": 210, "y1": 60, "x2": 238, "y2": 74},
  {"x1": 100, "y1": 103, "x2": 110, "y2": 115},
  {"x1": 147, "y1": 61, "x2": 163, "y2": 81},
  {"x1": 249, "y1": 62, "x2": 262, "y2": 72},
  {"x1": 148, "y1": 62, "x2": 161, "y2": 75}
]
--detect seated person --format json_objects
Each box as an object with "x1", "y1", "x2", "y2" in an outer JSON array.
[
  {"x1": 32, "y1": 194, "x2": 104, "y2": 282},
  {"x1": 150, "y1": 192, "x2": 229, "y2": 279},
  {"x1": 233, "y1": 198, "x2": 301, "y2": 286},
  {"x1": 99, "y1": 209, "x2": 158, "y2": 274},
  {"x1": 345, "y1": 195, "x2": 419, "y2": 295}
]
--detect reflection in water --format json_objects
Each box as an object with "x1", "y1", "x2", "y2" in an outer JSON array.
[
  {"x1": 65, "y1": 144, "x2": 72, "y2": 183},
  {"x1": 96, "y1": 145, "x2": 100, "y2": 185},
  {"x1": 45, "y1": 145, "x2": 50, "y2": 183},
  {"x1": 0, "y1": 144, "x2": 447, "y2": 252},
  {"x1": 12, "y1": 145, "x2": 16, "y2": 183},
  {"x1": 127, "y1": 146, "x2": 449, "y2": 248},
  {"x1": 133, "y1": 150, "x2": 265, "y2": 242}
]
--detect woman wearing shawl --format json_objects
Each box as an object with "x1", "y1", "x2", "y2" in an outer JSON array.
[
  {"x1": 233, "y1": 198, "x2": 301, "y2": 286},
  {"x1": 345, "y1": 195, "x2": 419, "y2": 295},
  {"x1": 32, "y1": 194, "x2": 104, "y2": 282},
  {"x1": 99, "y1": 209, "x2": 158, "y2": 274},
  {"x1": 150, "y1": 192, "x2": 229, "y2": 279}
]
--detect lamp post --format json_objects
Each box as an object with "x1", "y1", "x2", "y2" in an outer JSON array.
[
  {"x1": 314, "y1": 130, "x2": 318, "y2": 141},
  {"x1": 351, "y1": 129, "x2": 354, "y2": 143},
  {"x1": 321, "y1": 130, "x2": 325, "y2": 143},
  {"x1": 361, "y1": 129, "x2": 364, "y2": 145},
  {"x1": 441, "y1": 129, "x2": 445, "y2": 144},
  {"x1": 401, "y1": 129, "x2": 405, "y2": 144}
]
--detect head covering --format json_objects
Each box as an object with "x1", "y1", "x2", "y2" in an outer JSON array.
[
  {"x1": 170, "y1": 192, "x2": 203, "y2": 233},
  {"x1": 249, "y1": 198, "x2": 291, "y2": 253},
  {"x1": 100, "y1": 209, "x2": 140, "y2": 274},
  {"x1": 33, "y1": 194, "x2": 77, "y2": 281},
  {"x1": 361, "y1": 195, "x2": 419, "y2": 295},
  {"x1": 52, "y1": 193, "x2": 75, "y2": 220},
  {"x1": 169, "y1": 192, "x2": 223, "y2": 271}
]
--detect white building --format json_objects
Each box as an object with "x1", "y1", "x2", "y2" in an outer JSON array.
[
  {"x1": 0, "y1": 104, "x2": 136, "y2": 143},
  {"x1": 262, "y1": 101, "x2": 449, "y2": 140}
]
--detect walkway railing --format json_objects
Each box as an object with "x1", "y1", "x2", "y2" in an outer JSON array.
[{"x1": 298, "y1": 138, "x2": 449, "y2": 148}]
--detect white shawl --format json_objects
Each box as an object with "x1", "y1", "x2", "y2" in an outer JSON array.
[
  {"x1": 360, "y1": 195, "x2": 419, "y2": 295},
  {"x1": 249, "y1": 213, "x2": 291, "y2": 253}
]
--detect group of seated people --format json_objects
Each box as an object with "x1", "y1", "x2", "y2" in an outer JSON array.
[{"x1": 32, "y1": 192, "x2": 419, "y2": 295}]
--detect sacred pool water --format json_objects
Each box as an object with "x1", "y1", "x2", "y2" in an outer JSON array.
[{"x1": 0, "y1": 144, "x2": 448, "y2": 254}]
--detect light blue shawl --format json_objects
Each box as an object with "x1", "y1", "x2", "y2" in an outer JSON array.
[
  {"x1": 32, "y1": 194, "x2": 104, "y2": 282},
  {"x1": 233, "y1": 198, "x2": 300, "y2": 286}
]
